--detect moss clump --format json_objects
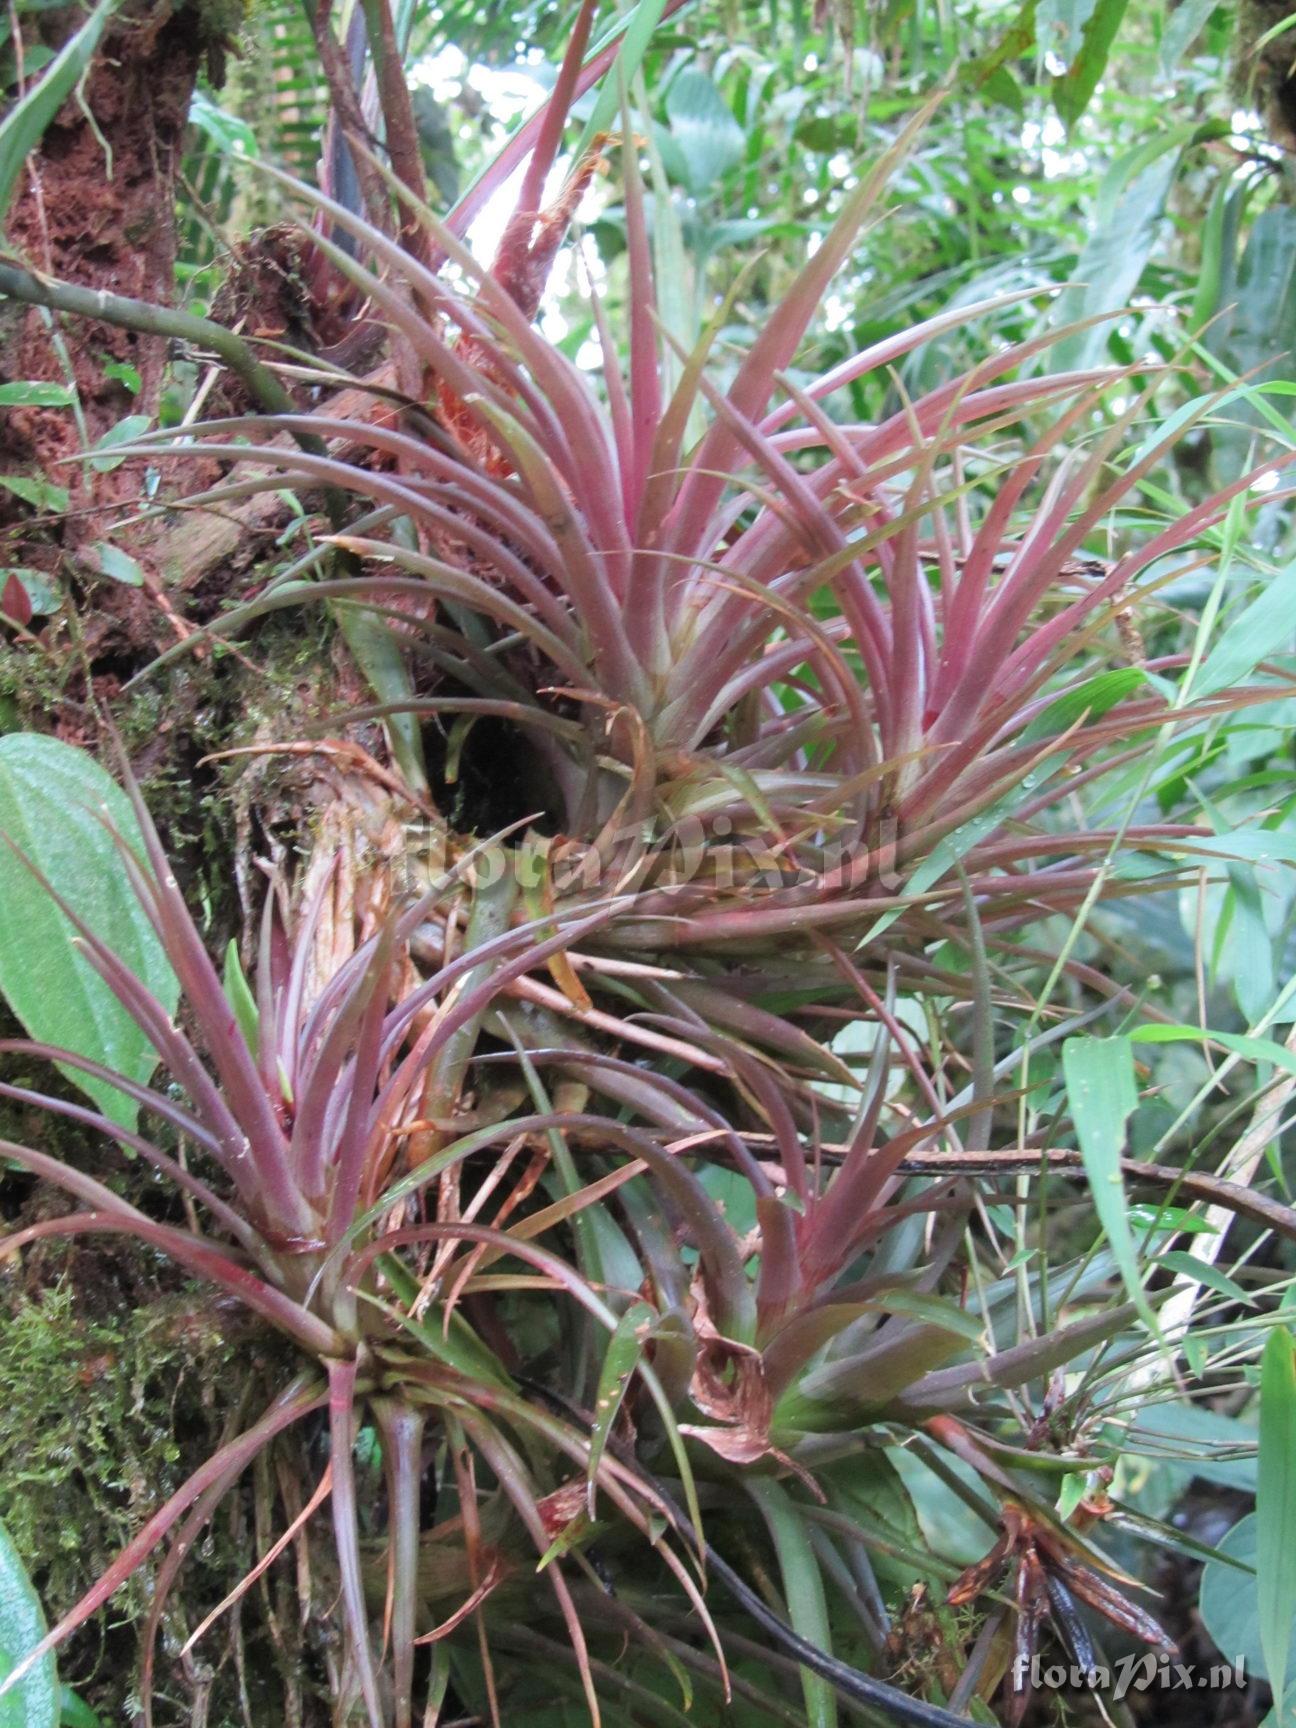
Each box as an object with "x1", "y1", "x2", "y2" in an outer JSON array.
[
  {"x1": 1233, "y1": 0, "x2": 1296, "y2": 148},
  {"x1": 0, "y1": 1271, "x2": 249, "y2": 1709}
]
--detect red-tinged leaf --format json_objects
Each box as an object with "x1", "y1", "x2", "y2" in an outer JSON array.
[
  {"x1": 666, "y1": 98, "x2": 938, "y2": 569},
  {"x1": 177, "y1": 1463, "x2": 332, "y2": 1663},
  {"x1": 0, "y1": 1197, "x2": 340, "y2": 1356},
  {"x1": 373, "y1": 1400, "x2": 425, "y2": 1728},
  {"x1": 508, "y1": 0, "x2": 597, "y2": 251},
  {"x1": 457, "y1": 1411, "x2": 602, "y2": 1728},
  {"x1": 0, "y1": 1070, "x2": 252, "y2": 1247},
  {"x1": 1, "y1": 571, "x2": 32, "y2": 626},
  {"x1": 761, "y1": 1303, "x2": 877, "y2": 1401},
  {"x1": 438, "y1": 0, "x2": 694, "y2": 258},
  {"x1": 1050, "y1": 1553, "x2": 1175, "y2": 1649},
  {"x1": 411, "y1": 1556, "x2": 504, "y2": 1645},
  {"x1": 327, "y1": 1361, "x2": 383, "y2": 1728}
]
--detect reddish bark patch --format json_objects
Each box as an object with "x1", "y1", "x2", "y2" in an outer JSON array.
[{"x1": 1, "y1": 1, "x2": 206, "y2": 541}]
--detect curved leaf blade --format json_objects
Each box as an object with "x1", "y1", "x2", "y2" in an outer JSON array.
[
  {"x1": 0, "y1": 735, "x2": 178, "y2": 1127},
  {"x1": 0, "y1": 1519, "x2": 58, "y2": 1728}
]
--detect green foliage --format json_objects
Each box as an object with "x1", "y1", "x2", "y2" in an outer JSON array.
[
  {"x1": 1063, "y1": 1035, "x2": 1157, "y2": 1327},
  {"x1": 0, "y1": 1518, "x2": 56, "y2": 1728},
  {"x1": 0, "y1": 735, "x2": 177, "y2": 1127},
  {"x1": 0, "y1": 0, "x2": 118, "y2": 221},
  {"x1": 1260, "y1": 1327, "x2": 1296, "y2": 1716}
]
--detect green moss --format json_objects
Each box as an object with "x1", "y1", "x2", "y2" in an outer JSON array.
[
  {"x1": 0, "y1": 1244, "x2": 330, "y2": 1719},
  {"x1": 0, "y1": 1280, "x2": 238, "y2": 1619},
  {"x1": 192, "y1": 0, "x2": 253, "y2": 42},
  {"x1": 0, "y1": 639, "x2": 72, "y2": 731}
]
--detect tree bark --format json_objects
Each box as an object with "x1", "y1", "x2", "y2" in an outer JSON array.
[{"x1": 1, "y1": 0, "x2": 211, "y2": 539}]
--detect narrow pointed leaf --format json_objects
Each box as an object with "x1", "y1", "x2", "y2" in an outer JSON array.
[
  {"x1": 1259, "y1": 1328, "x2": 1296, "y2": 1722},
  {"x1": 587, "y1": 1301, "x2": 656, "y2": 1515},
  {"x1": 1063, "y1": 1035, "x2": 1158, "y2": 1333},
  {"x1": 747, "y1": 1479, "x2": 836, "y2": 1728}
]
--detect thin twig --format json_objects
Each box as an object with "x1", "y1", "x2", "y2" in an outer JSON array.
[
  {"x1": 708, "y1": 1129, "x2": 1296, "y2": 1242},
  {"x1": 0, "y1": 261, "x2": 309, "y2": 431}
]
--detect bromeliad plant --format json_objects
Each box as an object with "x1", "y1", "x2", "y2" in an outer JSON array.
[
  {"x1": 0, "y1": 789, "x2": 736, "y2": 1727},
  {"x1": 135, "y1": 66, "x2": 1289, "y2": 990},
  {"x1": 0, "y1": 773, "x2": 1187, "y2": 1728}
]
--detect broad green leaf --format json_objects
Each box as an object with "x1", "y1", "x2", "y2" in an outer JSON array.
[
  {"x1": 88, "y1": 415, "x2": 151, "y2": 472},
  {"x1": 1130, "y1": 1023, "x2": 1296, "y2": 1079},
  {"x1": 1127, "y1": 1401, "x2": 1257, "y2": 1490},
  {"x1": 0, "y1": 1518, "x2": 58, "y2": 1728},
  {"x1": 1190, "y1": 174, "x2": 1233, "y2": 331},
  {"x1": 92, "y1": 543, "x2": 144, "y2": 587},
  {"x1": 0, "y1": 735, "x2": 178, "y2": 1127},
  {"x1": 1052, "y1": 0, "x2": 1131, "y2": 129},
  {"x1": 1156, "y1": 1252, "x2": 1252, "y2": 1306},
  {"x1": 0, "y1": 476, "x2": 69, "y2": 513},
  {"x1": 886, "y1": 1445, "x2": 997, "y2": 1567},
  {"x1": 1201, "y1": 1514, "x2": 1295, "y2": 1697},
  {"x1": 663, "y1": 68, "x2": 744, "y2": 195},
  {"x1": 1062, "y1": 1035, "x2": 1157, "y2": 1330},
  {"x1": 0, "y1": 0, "x2": 118, "y2": 221},
  {"x1": 1196, "y1": 791, "x2": 1277, "y2": 1026},
  {"x1": 1194, "y1": 560, "x2": 1296, "y2": 698},
  {"x1": 698, "y1": 1163, "x2": 759, "y2": 1237},
  {"x1": 1049, "y1": 127, "x2": 1197, "y2": 372},
  {"x1": 0, "y1": 383, "x2": 75, "y2": 408},
  {"x1": 187, "y1": 89, "x2": 259, "y2": 157},
  {"x1": 862, "y1": 1288, "x2": 985, "y2": 1341},
  {"x1": 747, "y1": 1479, "x2": 836, "y2": 1728},
  {"x1": 1171, "y1": 827, "x2": 1296, "y2": 869},
  {"x1": 410, "y1": 86, "x2": 459, "y2": 202},
  {"x1": 58, "y1": 1690, "x2": 103, "y2": 1728},
  {"x1": 965, "y1": 0, "x2": 1038, "y2": 91},
  {"x1": 1036, "y1": 0, "x2": 1100, "y2": 64},
  {"x1": 1206, "y1": 206, "x2": 1296, "y2": 446},
  {"x1": 1260, "y1": 1328, "x2": 1296, "y2": 1719},
  {"x1": 101, "y1": 359, "x2": 140, "y2": 394},
  {"x1": 1020, "y1": 667, "x2": 1145, "y2": 744},
  {"x1": 641, "y1": 89, "x2": 697, "y2": 405},
  {"x1": 1161, "y1": 0, "x2": 1220, "y2": 70},
  {"x1": 1128, "y1": 1204, "x2": 1216, "y2": 1235}
]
